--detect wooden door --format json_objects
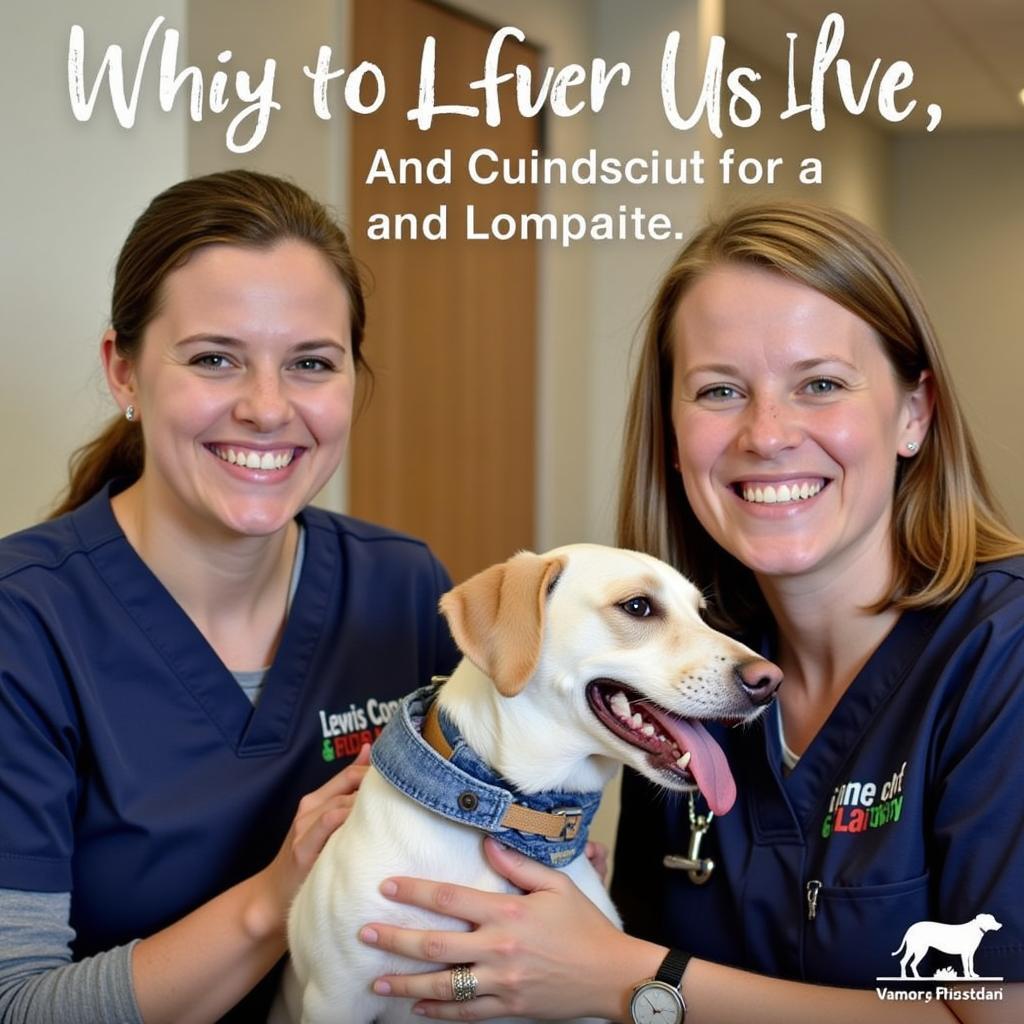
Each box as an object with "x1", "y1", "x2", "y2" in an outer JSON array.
[{"x1": 349, "y1": 0, "x2": 539, "y2": 584}]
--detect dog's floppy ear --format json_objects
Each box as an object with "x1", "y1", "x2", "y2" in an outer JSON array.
[{"x1": 439, "y1": 551, "x2": 566, "y2": 697}]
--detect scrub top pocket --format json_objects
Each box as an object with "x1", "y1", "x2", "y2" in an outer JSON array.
[{"x1": 802, "y1": 871, "x2": 931, "y2": 986}]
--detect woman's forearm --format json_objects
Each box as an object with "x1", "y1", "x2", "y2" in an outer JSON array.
[
  {"x1": 0, "y1": 888, "x2": 141, "y2": 1024},
  {"x1": 131, "y1": 870, "x2": 285, "y2": 1024}
]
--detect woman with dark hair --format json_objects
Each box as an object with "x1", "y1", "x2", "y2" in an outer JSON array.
[
  {"x1": 363, "y1": 203, "x2": 1023, "y2": 1022},
  {"x1": 0, "y1": 170, "x2": 458, "y2": 1022}
]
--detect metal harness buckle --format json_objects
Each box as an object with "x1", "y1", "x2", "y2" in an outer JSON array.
[{"x1": 547, "y1": 806, "x2": 583, "y2": 842}]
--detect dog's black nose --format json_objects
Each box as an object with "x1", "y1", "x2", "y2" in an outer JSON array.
[{"x1": 736, "y1": 659, "x2": 783, "y2": 705}]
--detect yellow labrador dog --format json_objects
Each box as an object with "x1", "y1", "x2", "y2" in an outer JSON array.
[{"x1": 274, "y1": 545, "x2": 781, "y2": 1024}]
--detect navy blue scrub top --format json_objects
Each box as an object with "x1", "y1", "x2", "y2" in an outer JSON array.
[
  {"x1": 0, "y1": 484, "x2": 460, "y2": 1013},
  {"x1": 612, "y1": 558, "x2": 1024, "y2": 987}
]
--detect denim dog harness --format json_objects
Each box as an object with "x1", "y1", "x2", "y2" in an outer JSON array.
[{"x1": 371, "y1": 684, "x2": 602, "y2": 867}]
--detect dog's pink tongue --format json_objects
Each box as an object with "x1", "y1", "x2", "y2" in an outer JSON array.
[{"x1": 646, "y1": 709, "x2": 737, "y2": 815}]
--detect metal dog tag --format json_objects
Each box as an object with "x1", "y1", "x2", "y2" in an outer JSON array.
[{"x1": 662, "y1": 795, "x2": 715, "y2": 884}]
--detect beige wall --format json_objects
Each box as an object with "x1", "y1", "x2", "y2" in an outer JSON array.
[
  {"x1": 187, "y1": 0, "x2": 339, "y2": 202},
  {"x1": 585, "y1": 0, "x2": 717, "y2": 543},
  {"x1": 0, "y1": 1, "x2": 187, "y2": 535},
  {"x1": 714, "y1": 43, "x2": 889, "y2": 229},
  {"x1": 888, "y1": 130, "x2": 1024, "y2": 532}
]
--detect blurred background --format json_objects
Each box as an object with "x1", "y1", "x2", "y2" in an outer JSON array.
[
  {"x1": 2, "y1": 0, "x2": 1022, "y2": 845},
  {"x1": 3, "y1": 0, "x2": 1022, "y2": 561}
]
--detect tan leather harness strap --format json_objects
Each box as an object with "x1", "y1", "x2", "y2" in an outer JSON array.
[
  {"x1": 500, "y1": 802, "x2": 582, "y2": 840},
  {"x1": 421, "y1": 702, "x2": 583, "y2": 842},
  {"x1": 421, "y1": 700, "x2": 455, "y2": 758}
]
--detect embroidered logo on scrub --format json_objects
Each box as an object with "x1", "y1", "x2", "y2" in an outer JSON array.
[
  {"x1": 317, "y1": 698, "x2": 401, "y2": 761},
  {"x1": 820, "y1": 760, "x2": 907, "y2": 838}
]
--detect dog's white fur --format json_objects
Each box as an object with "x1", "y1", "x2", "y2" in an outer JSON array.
[
  {"x1": 273, "y1": 545, "x2": 776, "y2": 1024},
  {"x1": 893, "y1": 913, "x2": 1003, "y2": 979}
]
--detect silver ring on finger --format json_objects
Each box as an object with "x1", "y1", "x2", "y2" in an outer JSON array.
[{"x1": 450, "y1": 963, "x2": 479, "y2": 1002}]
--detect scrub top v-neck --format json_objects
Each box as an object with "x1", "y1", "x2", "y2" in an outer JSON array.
[{"x1": 85, "y1": 499, "x2": 332, "y2": 757}]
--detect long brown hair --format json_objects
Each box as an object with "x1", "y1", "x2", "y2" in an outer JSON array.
[
  {"x1": 617, "y1": 201, "x2": 1023, "y2": 632},
  {"x1": 52, "y1": 170, "x2": 367, "y2": 518}
]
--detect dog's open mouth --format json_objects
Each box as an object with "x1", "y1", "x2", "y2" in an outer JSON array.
[{"x1": 586, "y1": 679, "x2": 737, "y2": 815}]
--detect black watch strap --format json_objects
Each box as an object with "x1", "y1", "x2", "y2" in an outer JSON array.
[{"x1": 655, "y1": 948, "x2": 692, "y2": 988}]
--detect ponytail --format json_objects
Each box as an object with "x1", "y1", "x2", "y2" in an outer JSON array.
[{"x1": 50, "y1": 416, "x2": 144, "y2": 519}]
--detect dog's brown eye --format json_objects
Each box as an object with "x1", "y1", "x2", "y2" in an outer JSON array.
[{"x1": 620, "y1": 596, "x2": 653, "y2": 618}]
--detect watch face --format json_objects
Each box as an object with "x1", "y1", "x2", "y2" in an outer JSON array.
[{"x1": 630, "y1": 981, "x2": 684, "y2": 1024}]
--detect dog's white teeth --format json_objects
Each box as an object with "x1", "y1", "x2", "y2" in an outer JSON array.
[
  {"x1": 610, "y1": 691, "x2": 631, "y2": 720},
  {"x1": 677, "y1": 751, "x2": 692, "y2": 770},
  {"x1": 642, "y1": 724, "x2": 655, "y2": 737},
  {"x1": 631, "y1": 713, "x2": 643, "y2": 729},
  {"x1": 657, "y1": 733, "x2": 667, "y2": 743}
]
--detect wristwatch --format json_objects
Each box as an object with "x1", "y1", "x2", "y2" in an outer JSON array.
[{"x1": 629, "y1": 948, "x2": 690, "y2": 1024}]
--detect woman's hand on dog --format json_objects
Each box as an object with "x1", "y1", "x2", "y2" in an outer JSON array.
[
  {"x1": 585, "y1": 840, "x2": 610, "y2": 883},
  {"x1": 246, "y1": 744, "x2": 372, "y2": 940},
  {"x1": 359, "y1": 836, "x2": 666, "y2": 1020}
]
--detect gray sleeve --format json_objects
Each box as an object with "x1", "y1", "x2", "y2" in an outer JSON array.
[{"x1": 0, "y1": 889, "x2": 142, "y2": 1024}]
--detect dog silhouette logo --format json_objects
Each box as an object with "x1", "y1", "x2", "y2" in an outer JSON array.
[{"x1": 891, "y1": 913, "x2": 1003, "y2": 980}]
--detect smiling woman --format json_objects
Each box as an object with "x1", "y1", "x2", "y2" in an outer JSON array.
[
  {"x1": 609, "y1": 201, "x2": 1024, "y2": 1016},
  {"x1": 0, "y1": 171, "x2": 459, "y2": 1023}
]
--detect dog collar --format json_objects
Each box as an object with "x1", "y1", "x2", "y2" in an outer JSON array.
[
  {"x1": 421, "y1": 700, "x2": 588, "y2": 842},
  {"x1": 370, "y1": 685, "x2": 602, "y2": 868}
]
